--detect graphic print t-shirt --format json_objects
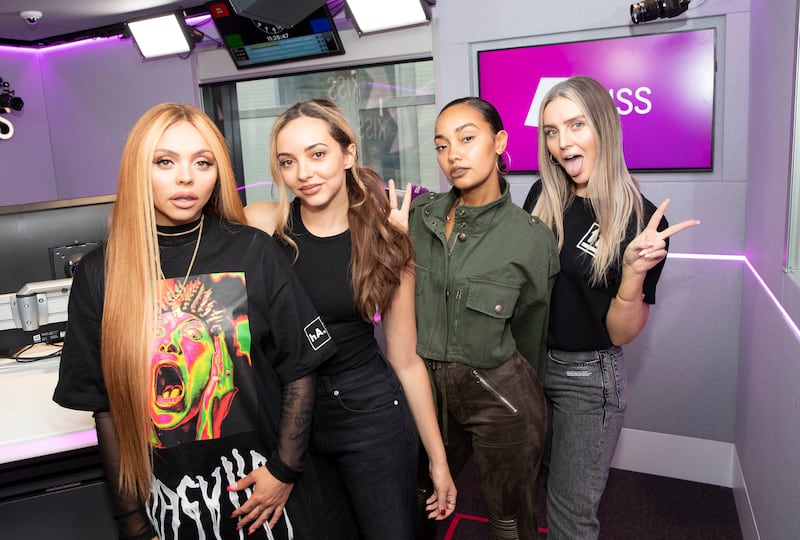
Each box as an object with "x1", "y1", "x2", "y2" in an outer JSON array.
[{"x1": 54, "y1": 216, "x2": 335, "y2": 540}]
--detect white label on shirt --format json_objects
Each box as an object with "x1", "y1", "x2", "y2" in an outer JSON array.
[
  {"x1": 577, "y1": 222, "x2": 600, "y2": 257},
  {"x1": 304, "y1": 316, "x2": 331, "y2": 350}
]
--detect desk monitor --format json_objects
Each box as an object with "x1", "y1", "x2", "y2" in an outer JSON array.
[{"x1": 0, "y1": 195, "x2": 114, "y2": 356}]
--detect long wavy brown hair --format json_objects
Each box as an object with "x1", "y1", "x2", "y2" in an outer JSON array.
[
  {"x1": 269, "y1": 99, "x2": 415, "y2": 322},
  {"x1": 102, "y1": 103, "x2": 245, "y2": 501}
]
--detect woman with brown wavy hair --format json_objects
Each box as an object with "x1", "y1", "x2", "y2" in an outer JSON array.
[
  {"x1": 245, "y1": 98, "x2": 456, "y2": 539},
  {"x1": 54, "y1": 103, "x2": 336, "y2": 540}
]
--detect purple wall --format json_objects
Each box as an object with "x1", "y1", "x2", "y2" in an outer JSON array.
[
  {"x1": 738, "y1": 0, "x2": 800, "y2": 539},
  {"x1": 0, "y1": 36, "x2": 198, "y2": 206},
  {"x1": 0, "y1": 48, "x2": 58, "y2": 205}
]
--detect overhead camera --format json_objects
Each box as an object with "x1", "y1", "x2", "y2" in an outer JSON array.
[
  {"x1": 630, "y1": 0, "x2": 690, "y2": 24},
  {"x1": 20, "y1": 10, "x2": 43, "y2": 26},
  {"x1": 0, "y1": 93, "x2": 24, "y2": 111},
  {"x1": 0, "y1": 79, "x2": 24, "y2": 112}
]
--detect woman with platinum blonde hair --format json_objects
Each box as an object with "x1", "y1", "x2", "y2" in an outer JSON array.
[{"x1": 524, "y1": 75, "x2": 699, "y2": 540}]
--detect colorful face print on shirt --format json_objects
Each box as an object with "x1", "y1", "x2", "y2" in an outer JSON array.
[{"x1": 150, "y1": 273, "x2": 252, "y2": 448}]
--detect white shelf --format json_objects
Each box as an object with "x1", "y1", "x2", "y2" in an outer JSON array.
[{"x1": 0, "y1": 352, "x2": 96, "y2": 464}]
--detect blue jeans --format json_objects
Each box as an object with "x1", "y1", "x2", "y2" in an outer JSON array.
[
  {"x1": 542, "y1": 346, "x2": 626, "y2": 540},
  {"x1": 311, "y1": 356, "x2": 418, "y2": 540}
]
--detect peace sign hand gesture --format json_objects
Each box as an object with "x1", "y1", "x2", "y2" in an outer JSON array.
[
  {"x1": 387, "y1": 178, "x2": 412, "y2": 233},
  {"x1": 622, "y1": 198, "x2": 700, "y2": 275}
]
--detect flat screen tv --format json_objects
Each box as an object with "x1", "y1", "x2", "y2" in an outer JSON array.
[
  {"x1": 477, "y1": 28, "x2": 716, "y2": 172},
  {"x1": 0, "y1": 195, "x2": 114, "y2": 356},
  {"x1": 206, "y1": 0, "x2": 345, "y2": 70}
]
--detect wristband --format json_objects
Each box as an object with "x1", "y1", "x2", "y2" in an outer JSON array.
[{"x1": 265, "y1": 451, "x2": 302, "y2": 484}]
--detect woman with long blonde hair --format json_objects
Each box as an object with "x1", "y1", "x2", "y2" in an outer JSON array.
[
  {"x1": 523, "y1": 76, "x2": 699, "y2": 539},
  {"x1": 245, "y1": 98, "x2": 456, "y2": 539},
  {"x1": 55, "y1": 103, "x2": 336, "y2": 540}
]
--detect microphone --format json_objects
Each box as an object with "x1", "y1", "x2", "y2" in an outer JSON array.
[
  {"x1": 387, "y1": 183, "x2": 430, "y2": 202},
  {"x1": 406, "y1": 184, "x2": 430, "y2": 201}
]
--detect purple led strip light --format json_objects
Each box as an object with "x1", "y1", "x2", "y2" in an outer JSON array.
[
  {"x1": 669, "y1": 252, "x2": 800, "y2": 341},
  {"x1": 0, "y1": 14, "x2": 212, "y2": 53}
]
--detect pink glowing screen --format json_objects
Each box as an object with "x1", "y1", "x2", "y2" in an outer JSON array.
[{"x1": 477, "y1": 28, "x2": 716, "y2": 172}]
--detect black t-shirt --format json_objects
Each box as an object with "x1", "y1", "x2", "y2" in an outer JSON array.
[
  {"x1": 524, "y1": 180, "x2": 668, "y2": 351},
  {"x1": 53, "y1": 215, "x2": 336, "y2": 540},
  {"x1": 275, "y1": 199, "x2": 379, "y2": 376}
]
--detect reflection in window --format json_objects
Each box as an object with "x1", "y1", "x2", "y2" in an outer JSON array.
[
  {"x1": 201, "y1": 60, "x2": 436, "y2": 204},
  {"x1": 790, "y1": 29, "x2": 800, "y2": 272}
]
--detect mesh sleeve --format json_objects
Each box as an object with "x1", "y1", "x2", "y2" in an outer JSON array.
[
  {"x1": 265, "y1": 373, "x2": 316, "y2": 483},
  {"x1": 94, "y1": 412, "x2": 157, "y2": 540}
]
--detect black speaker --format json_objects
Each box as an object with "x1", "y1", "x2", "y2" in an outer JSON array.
[{"x1": 228, "y1": 0, "x2": 328, "y2": 27}]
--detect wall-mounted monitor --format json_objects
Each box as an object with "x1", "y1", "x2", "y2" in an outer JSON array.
[
  {"x1": 477, "y1": 28, "x2": 716, "y2": 172},
  {"x1": 0, "y1": 195, "x2": 114, "y2": 356},
  {"x1": 206, "y1": 0, "x2": 345, "y2": 70}
]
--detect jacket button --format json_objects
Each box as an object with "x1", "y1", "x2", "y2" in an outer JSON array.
[
  {"x1": 457, "y1": 232, "x2": 467, "y2": 242},
  {"x1": 494, "y1": 304, "x2": 504, "y2": 314},
  {"x1": 531, "y1": 215, "x2": 540, "y2": 224}
]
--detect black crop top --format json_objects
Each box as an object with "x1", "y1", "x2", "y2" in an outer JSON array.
[{"x1": 276, "y1": 199, "x2": 380, "y2": 375}]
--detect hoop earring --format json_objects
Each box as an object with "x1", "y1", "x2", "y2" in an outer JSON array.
[
  {"x1": 495, "y1": 151, "x2": 511, "y2": 175},
  {"x1": 548, "y1": 153, "x2": 560, "y2": 166}
]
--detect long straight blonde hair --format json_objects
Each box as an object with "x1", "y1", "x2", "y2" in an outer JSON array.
[
  {"x1": 102, "y1": 103, "x2": 246, "y2": 501},
  {"x1": 532, "y1": 76, "x2": 643, "y2": 286}
]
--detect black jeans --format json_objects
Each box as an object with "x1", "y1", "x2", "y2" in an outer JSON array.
[
  {"x1": 312, "y1": 357, "x2": 419, "y2": 540},
  {"x1": 419, "y1": 351, "x2": 547, "y2": 540}
]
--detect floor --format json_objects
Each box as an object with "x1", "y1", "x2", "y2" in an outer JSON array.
[{"x1": 434, "y1": 458, "x2": 743, "y2": 540}]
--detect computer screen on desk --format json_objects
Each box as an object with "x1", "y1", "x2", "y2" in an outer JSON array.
[{"x1": 0, "y1": 195, "x2": 115, "y2": 356}]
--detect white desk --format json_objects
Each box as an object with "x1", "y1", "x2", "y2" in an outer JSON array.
[{"x1": 0, "y1": 349, "x2": 96, "y2": 465}]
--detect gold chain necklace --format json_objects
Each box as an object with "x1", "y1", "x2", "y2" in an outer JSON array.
[
  {"x1": 159, "y1": 214, "x2": 204, "y2": 288},
  {"x1": 444, "y1": 197, "x2": 462, "y2": 223},
  {"x1": 445, "y1": 198, "x2": 462, "y2": 256},
  {"x1": 156, "y1": 217, "x2": 203, "y2": 237}
]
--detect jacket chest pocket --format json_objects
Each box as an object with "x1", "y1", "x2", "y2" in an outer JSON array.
[{"x1": 459, "y1": 278, "x2": 521, "y2": 359}]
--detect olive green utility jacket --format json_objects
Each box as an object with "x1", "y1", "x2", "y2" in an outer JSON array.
[{"x1": 409, "y1": 180, "x2": 559, "y2": 378}]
